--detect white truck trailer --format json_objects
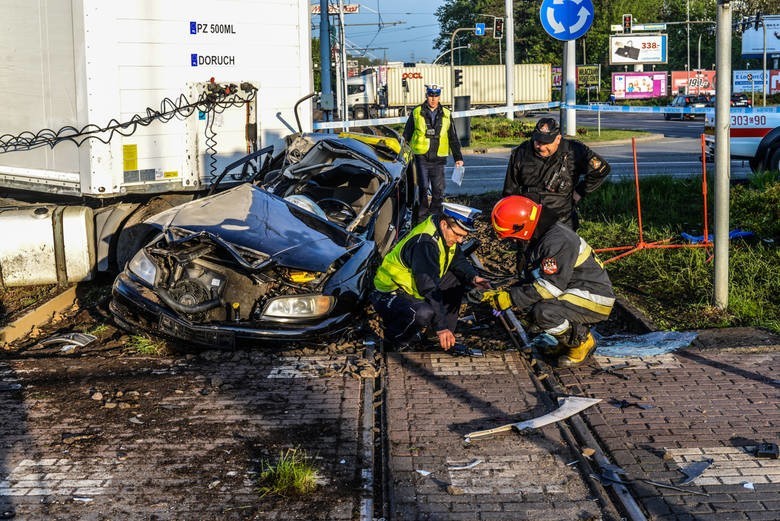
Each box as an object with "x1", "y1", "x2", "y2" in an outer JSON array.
[
  {"x1": 0, "y1": 0, "x2": 313, "y2": 286},
  {"x1": 347, "y1": 64, "x2": 552, "y2": 119}
]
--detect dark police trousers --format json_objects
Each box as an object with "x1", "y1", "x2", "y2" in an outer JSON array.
[
  {"x1": 414, "y1": 156, "x2": 446, "y2": 218},
  {"x1": 369, "y1": 272, "x2": 465, "y2": 343}
]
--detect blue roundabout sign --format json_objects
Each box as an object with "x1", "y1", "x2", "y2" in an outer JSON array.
[{"x1": 539, "y1": 0, "x2": 595, "y2": 41}]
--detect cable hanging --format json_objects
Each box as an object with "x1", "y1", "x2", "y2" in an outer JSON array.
[{"x1": 0, "y1": 81, "x2": 256, "y2": 155}]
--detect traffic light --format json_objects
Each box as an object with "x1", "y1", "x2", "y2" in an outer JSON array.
[
  {"x1": 622, "y1": 14, "x2": 632, "y2": 34},
  {"x1": 454, "y1": 69, "x2": 463, "y2": 88},
  {"x1": 402, "y1": 78, "x2": 408, "y2": 91},
  {"x1": 493, "y1": 17, "x2": 504, "y2": 40},
  {"x1": 754, "y1": 12, "x2": 762, "y2": 30}
]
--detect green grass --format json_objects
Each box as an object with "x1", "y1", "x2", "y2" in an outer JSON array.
[
  {"x1": 76, "y1": 322, "x2": 110, "y2": 337},
  {"x1": 578, "y1": 176, "x2": 780, "y2": 333},
  {"x1": 127, "y1": 335, "x2": 166, "y2": 355},
  {"x1": 258, "y1": 448, "x2": 318, "y2": 497}
]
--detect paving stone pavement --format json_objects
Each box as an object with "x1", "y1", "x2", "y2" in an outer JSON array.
[
  {"x1": 0, "y1": 352, "x2": 366, "y2": 520},
  {"x1": 384, "y1": 351, "x2": 606, "y2": 521},
  {"x1": 558, "y1": 347, "x2": 780, "y2": 521}
]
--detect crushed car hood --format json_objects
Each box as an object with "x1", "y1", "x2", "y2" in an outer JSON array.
[{"x1": 147, "y1": 184, "x2": 358, "y2": 272}]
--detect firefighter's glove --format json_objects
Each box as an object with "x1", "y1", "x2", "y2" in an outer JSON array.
[{"x1": 481, "y1": 290, "x2": 512, "y2": 312}]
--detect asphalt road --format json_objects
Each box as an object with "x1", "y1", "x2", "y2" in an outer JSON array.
[{"x1": 446, "y1": 110, "x2": 752, "y2": 195}]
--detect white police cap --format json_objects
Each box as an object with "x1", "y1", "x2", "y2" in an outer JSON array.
[{"x1": 441, "y1": 202, "x2": 481, "y2": 232}]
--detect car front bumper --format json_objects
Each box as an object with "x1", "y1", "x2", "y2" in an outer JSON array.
[{"x1": 111, "y1": 272, "x2": 355, "y2": 348}]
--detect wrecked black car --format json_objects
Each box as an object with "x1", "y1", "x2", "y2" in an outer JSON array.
[{"x1": 110, "y1": 131, "x2": 415, "y2": 348}]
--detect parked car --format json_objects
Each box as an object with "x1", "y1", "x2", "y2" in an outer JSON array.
[
  {"x1": 706, "y1": 94, "x2": 753, "y2": 108},
  {"x1": 110, "y1": 130, "x2": 417, "y2": 348},
  {"x1": 664, "y1": 94, "x2": 709, "y2": 120}
]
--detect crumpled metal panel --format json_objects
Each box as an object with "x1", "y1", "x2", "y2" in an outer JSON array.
[{"x1": 146, "y1": 184, "x2": 356, "y2": 273}]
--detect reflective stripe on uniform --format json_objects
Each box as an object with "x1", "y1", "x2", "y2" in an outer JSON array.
[
  {"x1": 574, "y1": 238, "x2": 592, "y2": 267},
  {"x1": 533, "y1": 278, "x2": 560, "y2": 299},
  {"x1": 560, "y1": 288, "x2": 614, "y2": 316},
  {"x1": 545, "y1": 319, "x2": 570, "y2": 335}
]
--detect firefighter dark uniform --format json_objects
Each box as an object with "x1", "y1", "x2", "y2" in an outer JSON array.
[
  {"x1": 402, "y1": 85, "x2": 463, "y2": 219},
  {"x1": 485, "y1": 196, "x2": 614, "y2": 366},
  {"x1": 370, "y1": 204, "x2": 486, "y2": 351},
  {"x1": 503, "y1": 119, "x2": 610, "y2": 229}
]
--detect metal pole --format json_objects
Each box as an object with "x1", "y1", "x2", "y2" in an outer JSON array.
[
  {"x1": 563, "y1": 40, "x2": 576, "y2": 136},
  {"x1": 319, "y1": 0, "x2": 332, "y2": 123},
  {"x1": 713, "y1": 0, "x2": 732, "y2": 310},
  {"x1": 338, "y1": 0, "x2": 349, "y2": 128},
  {"x1": 687, "y1": 0, "x2": 691, "y2": 84},
  {"x1": 762, "y1": 23, "x2": 767, "y2": 106},
  {"x1": 698, "y1": 34, "x2": 702, "y2": 70},
  {"x1": 505, "y1": 0, "x2": 514, "y2": 121},
  {"x1": 450, "y1": 28, "x2": 469, "y2": 106}
]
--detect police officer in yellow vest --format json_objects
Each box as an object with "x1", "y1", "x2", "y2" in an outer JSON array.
[
  {"x1": 370, "y1": 203, "x2": 491, "y2": 351},
  {"x1": 402, "y1": 84, "x2": 464, "y2": 219}
]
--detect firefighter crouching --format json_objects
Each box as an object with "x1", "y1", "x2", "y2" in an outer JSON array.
[{"x1": 482, "y1": 195, "x2": 615, "y2": 366}]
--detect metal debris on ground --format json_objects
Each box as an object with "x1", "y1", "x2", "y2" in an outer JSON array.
[
  {"x1": 464, "y1": 396, "x2": 601, "y2": 441},
  {"x1": 756, "y1": 442, "x2": 779, "y2": 459},
  {"x1": 32, "y1": 332, "x2": 97, "y2": 351},
  {"x1": 446, "y1": 458, "x2": 483, "y2": 471},
  {"x1": 678, "y1": 459, "x2": 714, "y2": 485},
  {"x1": 450, "y1": 344, "x2": 483, "y2": 357},
  {"x1": 592, "y1": 363, "x2": 631, "y2": 380},
  {"x1": 742, "y1": 481, "x2": 755, "y2": 490},
  {"x1": 592, "y1": 471, "x2": 711, "y2": 497},
  {"x1": 415, "y1": 469, "x2": 432, "y2": 477},
  {"x1": 609, "y1": 399, "x2": 654, "y2": 410}
]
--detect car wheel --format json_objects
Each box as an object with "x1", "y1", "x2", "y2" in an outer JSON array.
[
  {"x1": 664, "y1": 114, "x2": 671, "y2": 121},
  {"x1": 766, "y1": 145, "x2": 780, "y2": 173},
  {"x1": 353, "y1": 107, "x2": 367, "y2": 120}
]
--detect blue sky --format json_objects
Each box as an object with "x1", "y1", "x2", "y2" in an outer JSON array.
[{"x1": 313, "y1": 1, "x2": 445, "y2": 63}]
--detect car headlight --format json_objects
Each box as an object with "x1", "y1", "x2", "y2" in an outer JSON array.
[
  {"x1": 127, "y1": 249, "x2": 158, "y2": 286},
  {"x1": 262, "y1": 295, "x2": 334, "y2": 320}
]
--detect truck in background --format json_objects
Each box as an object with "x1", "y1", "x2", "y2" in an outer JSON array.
[
  {"x1": 704, "y1": 112, "x2": 780, "y2": 173},
  {"x1": 0, "y1": 0, "x2": 313, "y2": 287},
  {"x1": 346, "y1": 64, "x2": 552, "y2": 119}
]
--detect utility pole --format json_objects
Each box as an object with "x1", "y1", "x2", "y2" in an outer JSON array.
[
  {"x1": 761, "y1": 16, "x2": 767, "y2": 106},
  {"x1": 319, "y1": 0, "x2": 333, "y2": 122},
  {"x1": 337, "y1": 0, "x2": 349, "y2": 128},
  {"x1": 687, "y1": 0, "x2": 691, "y2": 83},
  {"x1": 505, "y1": 0, "x2": 514, "y2": 121},
  {"x1": 714, "y1": 0, "x2": 732, "y2": 310}
]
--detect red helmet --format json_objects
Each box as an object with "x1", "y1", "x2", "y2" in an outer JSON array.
[{"x1": 491, "y1": 196, "x2": 542, "y2": 240}]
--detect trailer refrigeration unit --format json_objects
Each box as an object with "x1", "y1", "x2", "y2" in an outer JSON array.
[
  {"x1": 0, "y1": 0, "x2": 313, "y2": 287},
  {"x1": 347, "y1": 64, "x2": 552, "y2": 118}
]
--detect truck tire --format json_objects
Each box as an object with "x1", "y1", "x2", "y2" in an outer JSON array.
[
  {"x1": 353, "y1": 106, "x2": 367, "y2": 120},
  {"x1": 113, "y1": 198, "x2": 179, "y2": 272}
]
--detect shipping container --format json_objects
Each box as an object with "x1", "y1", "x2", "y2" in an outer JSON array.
[{"x1": 386, "y1": 64, "x2": 552, "y2": 107}]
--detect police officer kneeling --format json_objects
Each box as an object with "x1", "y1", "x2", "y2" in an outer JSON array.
[
  {"x1": 370, "y1": 203, "x2": 490, "y2": 352},
  {"x1": 482, "y1": 196, "x2": 615, "y2": 366}
]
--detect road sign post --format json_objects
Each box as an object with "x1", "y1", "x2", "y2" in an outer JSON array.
[{"x1": 539, "y1": 0, "x2": 595, "y2": 135}]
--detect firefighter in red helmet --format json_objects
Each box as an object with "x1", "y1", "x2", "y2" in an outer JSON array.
[{"x1": 482, "y1": 195, "x2": 615, "y2": 366}]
